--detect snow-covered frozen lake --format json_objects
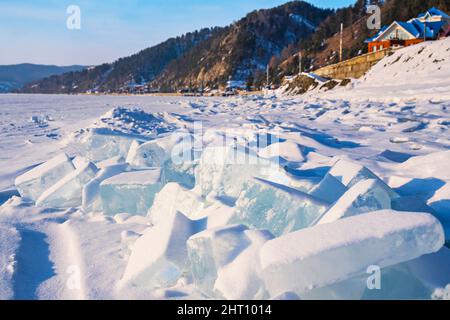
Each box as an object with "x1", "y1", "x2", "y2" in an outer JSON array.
[
  {"x1": 0, "y1": 94, "x2": 196, "y2": 190},
  {"x1": 0, "y1": 90, "x2": 449, "y2": 300}
]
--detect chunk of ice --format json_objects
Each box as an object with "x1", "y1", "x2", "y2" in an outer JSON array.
[
  {"x1": 260, "y1": 210, "x2": 444, "y2": 296},
  {"x1": 100, "y1": 169, "x2": 163, "y2": 216},
  {"x1": 214, "y1": 229, "x2": 274, "y2": 299},
  {"x1": 309, "y1": 174, "x2": 347, "y2": 203},
  {"x1": 328, "y1": 159, "x2": 378, "y2": 187},
  {"x1": 187, "y1": 225, "x2": 272, "y2": 298},
  {"x1": 317, "y1": 179, "x2": 395, "y2": 225},
  {"x1": 126, "y1": 138, "x2": 169, "y2": 168},
  {"x1": 15, "y1": 153, "x2": 75, "y2": 202},
  {"x1": 36, "y1": 161, "x2": 98, "y2": 208},
  {"x1": 361, "y1": 264, "x2": 432, "y2": 300},
  {"x1": 204, "y1": 202, "x2": 236, "y2": 229},
  {"x1": 328, "y1": 159, "x2": 396, "y2": 198},
  {"x1": 82, "y1": 163, "x2": 130, "y2": 212},
  {"x1": 127, "y1": 134, "x2": 198, "y2": 189},
  {"x1": 230, "y1": 178, "x2": 329, "y2": 236},
  {"x1": 163, "y1": 158, "x2": 197, "y2": 189},
  {"x1": 148, "y1": 183, "x2": 206, "y2": 224},
  {"x1": 121, "y1": 212, "x2": 205, "y2": 288},
  {"x1": 300, "y1": 276, "x2": 367, "y2": 300},
  {"x1": 194, "y1": 145, "x2": 277, "y2": 199},
  {"x1": 78, "y1": 128, "x2": 145, "y2": 162}
]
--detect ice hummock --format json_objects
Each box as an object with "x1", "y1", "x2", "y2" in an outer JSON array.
[
  {"x1": 230, "y1": 178, "x2": 329, "y2": 236},
  {"x1": 121, "y1": 211, "x2": 206, "y2": 288},
  {"x1": 126, "y1": 137, "x2": 170, "y2": 169},
  {"x1": 126, "y1": 134, "x2": 199, "y2": 189},
  {"x1": 15, "y1": 153, "x2": 76, "y2": 202},
  {"x1": 309, "y1": 173, "x2": 347, "y2": 203},
  {"x1": 77, "y1": 128, "x2": 145, "y2": 163},
  {"x1": 126, "y1": 134, "x2": 187, "y2": 168},
  {"x1": 328, "y1": 159, "x2": 378, "y2": 187},
  {"x1": 187, "y1": 224, "x2": 273, "y2": 298},
  {"x1": 73, "y1": 107, "x2": 177, "y2": 163},
  {"x1": 148, "y1": 182, "x2": 206, "y2": 224},
  {"x1": 82, "y1": 163, "x2": 130, "y2": 212},
  {"x1": 260, "y1": 210, "x2": 445, "y2": 296},
  {"x1": 97, "y1": 107, "x2": 176, "y2": 137},
  {"x1": 36, "y1": 160, "x2": 98, "y2": 208},
  {"x1": 316, "y1": 179, "x2": 396, "y2": 225},
  {"x1": 100, "y1": 169, "x2": 164, "y2": 216},
  {"x1": 214, "y1": 229, "x2": 274, "y2": 300},
  {"x1": 194, "y1": 145, "x2": 278, "y2": 199},
  {"x1": 328, "y1": 159, "x2": 396, "y2": 198},
  {"x1": 203, "y1": 201, "x2": 236, "y2": 229},
  {"x1": 163, "y1": 157, "x2": 197, "y2": 190}
]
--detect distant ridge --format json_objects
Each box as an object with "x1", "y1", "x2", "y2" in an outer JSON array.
[{"x1": 0, "y1": 64, "x2": 85, "y2": 92}]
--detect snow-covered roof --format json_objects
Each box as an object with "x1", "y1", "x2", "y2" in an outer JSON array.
[
  {"x1": 366, "y1": 7, "x2": 449, "y2": 42},
  {"x1": 418, "y1": 7, "x2": 450, "y2": 19},
  {"x1": 365, "y1": 26, "x2": 388, "y2": 43},
  {"x1": 398, "y1": 21, "x2": 421, "y2": 38}
]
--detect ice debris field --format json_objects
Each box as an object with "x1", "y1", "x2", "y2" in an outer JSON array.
[{"x1": 1, "y1": 41, "x2": 450, "y2": 300}]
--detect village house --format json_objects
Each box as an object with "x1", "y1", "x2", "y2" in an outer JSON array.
[{"x1": 366, "y1": 7, "x2": 450, "y2": 53}]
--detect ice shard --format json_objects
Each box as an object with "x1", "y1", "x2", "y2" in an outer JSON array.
[
  {"x1": 230, "y1": 178, "x2": 329, "y2": 236},
  {"x1": 15, "y1": 153, "x2": 75, "y2": 202},
  {"x1": 260, "y1": 210, "x2": 444, "y2": 296},
  {"x1": 36, "y1": 161, "x2": 98, "y2": 208},
  {"x1": 121, "y1": 211, "x2": 205, "y2": 288},
  {"x1": 100, "y1": 169, "x2": 163, "y2": 216}
]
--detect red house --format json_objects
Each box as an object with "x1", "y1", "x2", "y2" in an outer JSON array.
[{"x1": 366, "y1": 8, "x2": 450, "y2": 53}]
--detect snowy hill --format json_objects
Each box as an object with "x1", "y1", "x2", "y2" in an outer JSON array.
[{"x1": 327, "y1": 37, "x2": 450, "y2": 101}]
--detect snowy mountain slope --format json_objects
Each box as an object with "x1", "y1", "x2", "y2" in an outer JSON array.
[
  {"x1": 153, "y1": 1, "x2": 332, "y2": 91},
  {"x1": 326, "y1": 37, "x2": 450, "y2": 101},
  {"x1": 21, "y1": 29, "x2": 216, "y2": 94}
]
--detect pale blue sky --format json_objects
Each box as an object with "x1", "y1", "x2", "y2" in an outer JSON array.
[{"x1": 0, "y1": 0, "x2": 356, "y2": 66}]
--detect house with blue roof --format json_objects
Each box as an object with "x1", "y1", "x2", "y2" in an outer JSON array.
[{"x1": 366, "y1": 7, "x2": 450, "y2": 53}]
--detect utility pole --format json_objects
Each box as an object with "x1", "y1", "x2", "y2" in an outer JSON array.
[
  {"x1": 298, "y1": 51, "x2": 302, "y2": 76},
  {"x1": 339, "y1": 23, "x2": 344, "y2": 62},
  {"x1": 266, "y1": 64, "x2": 270, "y2": 89}
]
